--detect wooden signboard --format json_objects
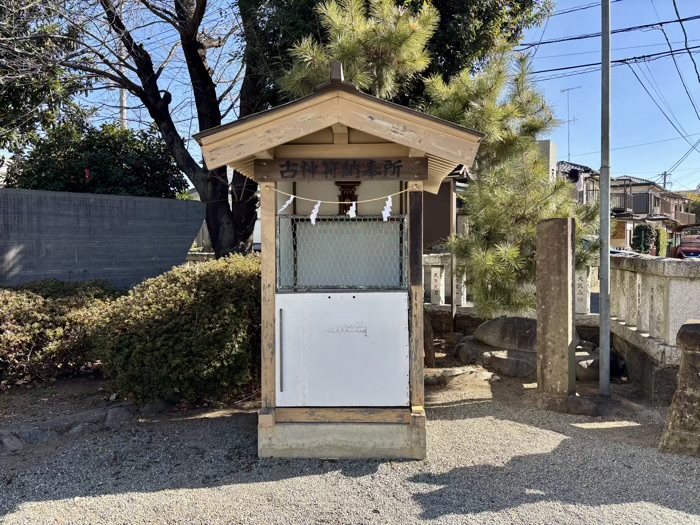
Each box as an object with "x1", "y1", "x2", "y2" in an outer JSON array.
[{"x1": 255, "y1": 157, "x2": 428, "y2": 182}]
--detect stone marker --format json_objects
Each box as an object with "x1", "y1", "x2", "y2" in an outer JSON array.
[
  {"x1": 536, "y1": 218, "x2": 576, "y2": 401},
  {"x1": 660, "y1": 321, "x2": 700, "y2": 456}
]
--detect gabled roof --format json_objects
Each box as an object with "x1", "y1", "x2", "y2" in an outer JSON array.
[
  {"x1": 557, "y1": 160, "x2": 599, "y2": 176},
  {"x1": 193, "y1": 79, "x2": 484, "y2": 194}
]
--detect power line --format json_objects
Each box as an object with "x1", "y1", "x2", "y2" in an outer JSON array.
[
  {"x1": 627, "y1": 63, "x2": 700, "y2": 159},
  {"x1": 519, "y1": 13, "x2": 700, "y2": 49},
  {"x1": 672, "y1": 0, "x2": 700, "y2": 86},
  {"x1": 570, "y1": 133, "x2": 700, "y2": 158},
  {"x1": 530, "y1": 15, "x2": 551, "y2": 59},
  {"x1": 531, "y1": 45, "x2": 700, "y2": 75},
  {"x1": 650, "y1": 0, "x2": 700, "y2": 119},
  {"x1": 551, "y1": 1, "x2": 623, "y2": 17},
  {"x1": 534, "y1": 38, "x2": 700, "y2": 60},
  {"x1": 639, "y1": 62, "x2": 690, "y2": 138},
  {"x1": 668, "y1": 137, "x2": 700, "y2": 173}
]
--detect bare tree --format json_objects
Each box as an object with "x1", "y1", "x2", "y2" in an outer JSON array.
[{"x1": 0, "y1": 0, "x2": 257, "y2": 256}]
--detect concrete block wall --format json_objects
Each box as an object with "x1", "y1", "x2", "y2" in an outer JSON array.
[{"x1": 1, "y1": 189, "x2": 205, "y2": 289}]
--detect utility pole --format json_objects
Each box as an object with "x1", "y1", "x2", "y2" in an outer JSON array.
[
  {"x1": 118, "y1": 0, "x2": 128, "y2": 127},
  {"x1": 662, "y1": 171, "x2": 668, "y2": 189},
  {"x1": 561, "y1": 86, "x2": 581, "y2": 161},
  {"x1": 599, "y1": 0, "x2": 612, "y2": 397}
]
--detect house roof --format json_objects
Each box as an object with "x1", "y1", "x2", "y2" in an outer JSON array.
[
  {"x1": 193, "y1": 77, "x2": 484, "y2": 194},
  {"x1": 557, "y1": 160, "x2": 599, "y2": 176},
  {"x1": 612, "y1": 175, "x2": 658, "y2": 186}
]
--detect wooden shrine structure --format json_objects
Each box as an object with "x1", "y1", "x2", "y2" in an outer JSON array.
[{"x1": 194, "y1": 63, "x2": 483, "y2": 459}]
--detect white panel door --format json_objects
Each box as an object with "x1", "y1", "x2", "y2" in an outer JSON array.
[{"x1": 275, "y1": 292, "x2": 410, "y2": 407}]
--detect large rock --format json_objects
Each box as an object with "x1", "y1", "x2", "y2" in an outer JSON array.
[
  {"x1": 0, "y1": 433, "x2": 24, "y2": 455},
  {"x1": 576, "y1": 358, "x2": 599, "y2": 382},
  {"x1": 455, "y1": 336, "x2": 493, "y2": 365},
  {"x1": 474, "y1": 317, "x2": 538, "y2": 353},
  {"x1": 482, "y1": 350, "x2": 536, "y2": 378},
  {"x1": 424, "y1": 367, "x2": 470, "y2": 386}
]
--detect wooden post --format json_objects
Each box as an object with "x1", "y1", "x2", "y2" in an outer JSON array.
[
  {"x1": 449, "y1": 178, "x2": 457, "y2": 328},
  {"x1": 409, "y1": 183, "x2": 424, "y2": 407},
  {"x1": 260, "y1": 182, "x2": 277, "y2": 409}
]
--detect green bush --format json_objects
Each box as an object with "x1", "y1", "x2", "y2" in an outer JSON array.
[
  {"x1": 0, "y1": 280, "x2": 120, "y2": 387},
  {"x1": 94, "y1": 255, "x2": 261, "y2": 403},
  {"x1": 632, "y1": 223, "x2": 656, "y2": 254},
  {"x1": 655, "y1": 228, "x2": 669, "y2": 257}
]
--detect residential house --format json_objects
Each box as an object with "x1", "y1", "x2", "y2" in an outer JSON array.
[
  {"x1": 556, "y1": 160, "x2": 600, "y2": 205},
  {"x1": 610, "y1": 176, "x2": 696, "y2": 250}
]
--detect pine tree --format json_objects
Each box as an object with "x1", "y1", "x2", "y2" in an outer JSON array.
[
  {"x1": 425, "y1": 55, "x2": 599, "y2": 317},
  {"x1": 281, "y1": 11, "x2": 599, "y2": 317},
  {"x1": 280, "y1": 0, "x2": 438, "y2": 99}
]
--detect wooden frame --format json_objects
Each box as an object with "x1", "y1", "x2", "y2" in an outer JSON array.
[
  {"x1": 254, "y1": 157, "x2": 428, "y2": 182},
  {"x1": 193, "y1": 85, "x2": 484, "y2": 195},
  {"x1": 275, "y1": 408, "x2": 411, "y2": 424},
  {"x1": 409, "y1": 182, "x2": 425, "y2": 408},
  {"x1": 260, "y1": 182, "x2": 276, "y2": 408}
]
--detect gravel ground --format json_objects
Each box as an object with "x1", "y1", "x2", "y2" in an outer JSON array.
[{"x1": 2, "y1": 377, "x2": 700, "y2": 525}]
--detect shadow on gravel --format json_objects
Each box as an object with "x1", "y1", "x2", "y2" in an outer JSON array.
[
  {"x1": 416, "y1": 396, "x2": 700, "y2": 520},
  {"x1": 409, "y1": 436, "x2": 700, "y2": 520},
  {"x1": 0, "y1": 410, "x2": 389, "y2": 516},
  {"x1": 2, "y1": 395, "x2": 697, "y2": 522}
]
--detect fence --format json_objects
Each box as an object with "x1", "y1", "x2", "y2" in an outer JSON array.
[
  {"x1": 423, "y1": 252, "x2": 595, "y2": 315},
  {"x1": 611, "y1": 254, "x2": 700, "y2": 349}
]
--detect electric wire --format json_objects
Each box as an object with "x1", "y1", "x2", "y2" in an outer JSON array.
[
  {"x1": 519, "y1": 13, "x2": 700, "y2": 49},
  {"x1": 650, "y1": 0, "x2": 700, "y2": 119},
  {"x1": 673, "y1": 0, "x2": 700, "y2": 85},
  {"x1": 627, "y1": 63, "x2": 700, "y2": 159}
]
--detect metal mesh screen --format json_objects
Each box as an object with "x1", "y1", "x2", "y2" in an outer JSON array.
[{"x1": 277, "y1": 215, "x2": 408, "y2": 290}]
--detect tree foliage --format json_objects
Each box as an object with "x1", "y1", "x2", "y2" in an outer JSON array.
[
  {"x1": 281, "y1": 0, "x2": 438, "y2": 99},
  {"x1": 655, "y1": 227, "x2": 668, "y2": 257},
  {"x1": 250, "y1": 0, "x2": 551, "y2": 107},
  {"x1": 632, "y1": 223, "x2": 657, "y2": 254},
  {"x1": 0, "y1": 0, "x2": 252, "y2": 257},
  {"x1": 429, "y1": 56, "x2": 598, "y2": 317},
  {"x1": 0, "y1": 0, "x2": 87, "y2": 149},
  {"x1": 404, "y1": 0, "x2": 552, "y2": 79},
  {"x1": 6, "y1": 118, "x2": 189, "y2": 198}
]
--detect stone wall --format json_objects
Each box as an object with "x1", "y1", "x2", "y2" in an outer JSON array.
[{"x1": 0, "y1": 189, "x2": 205, "y2": 288}]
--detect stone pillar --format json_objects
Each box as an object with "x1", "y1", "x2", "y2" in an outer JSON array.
[
  {"x1": 575, "y1": 268, "x2": 591, "y2": 315},
  {"x1": 430, "y1": 265, "x2": 445, "y2": 305},
  {"x1": 660, "y1": 321, "x2": 700, "y2": 456},
  {"x1": 454, "y1": 278, "x2": 467, "y2": 306},
  {"x1": 536, "y1": 218, "x2": 576, "y2": 400},
  {"x1": 610, "y1": 267, "x2": 620, "y2": 318}
]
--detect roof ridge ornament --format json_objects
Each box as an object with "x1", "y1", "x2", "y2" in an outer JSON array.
[
  {"x1": 316, "y1": 61, "x2": 358, "y2": 93},
  {"x1": 330, "y1": 61, "x2": 344, "y2": 82}
]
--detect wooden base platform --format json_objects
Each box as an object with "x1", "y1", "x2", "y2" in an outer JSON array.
[{"x1": 257, "y1": 408, "x2": 426, "y2": 459}]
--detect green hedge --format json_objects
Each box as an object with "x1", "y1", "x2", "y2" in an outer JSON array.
[
  {"x1": 93, "y1": 255, "x2": 261, "y2": 402},
  {"x1": 0, "y1": 280, "x2": 120, "y2": 387},
  {"x1": 1, "y1": 256, "x2": 262, "y2": 402},
  {"x1": 655, "y1": 228, "x2": 668, "y2": 257},
  {"x1": 632, "y1": 223, "x2": 656, "y2": 254}
]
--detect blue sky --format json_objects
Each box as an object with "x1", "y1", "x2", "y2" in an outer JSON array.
[{"x1": 523, "y1": 0, "x2": 700, "y2": 190}]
